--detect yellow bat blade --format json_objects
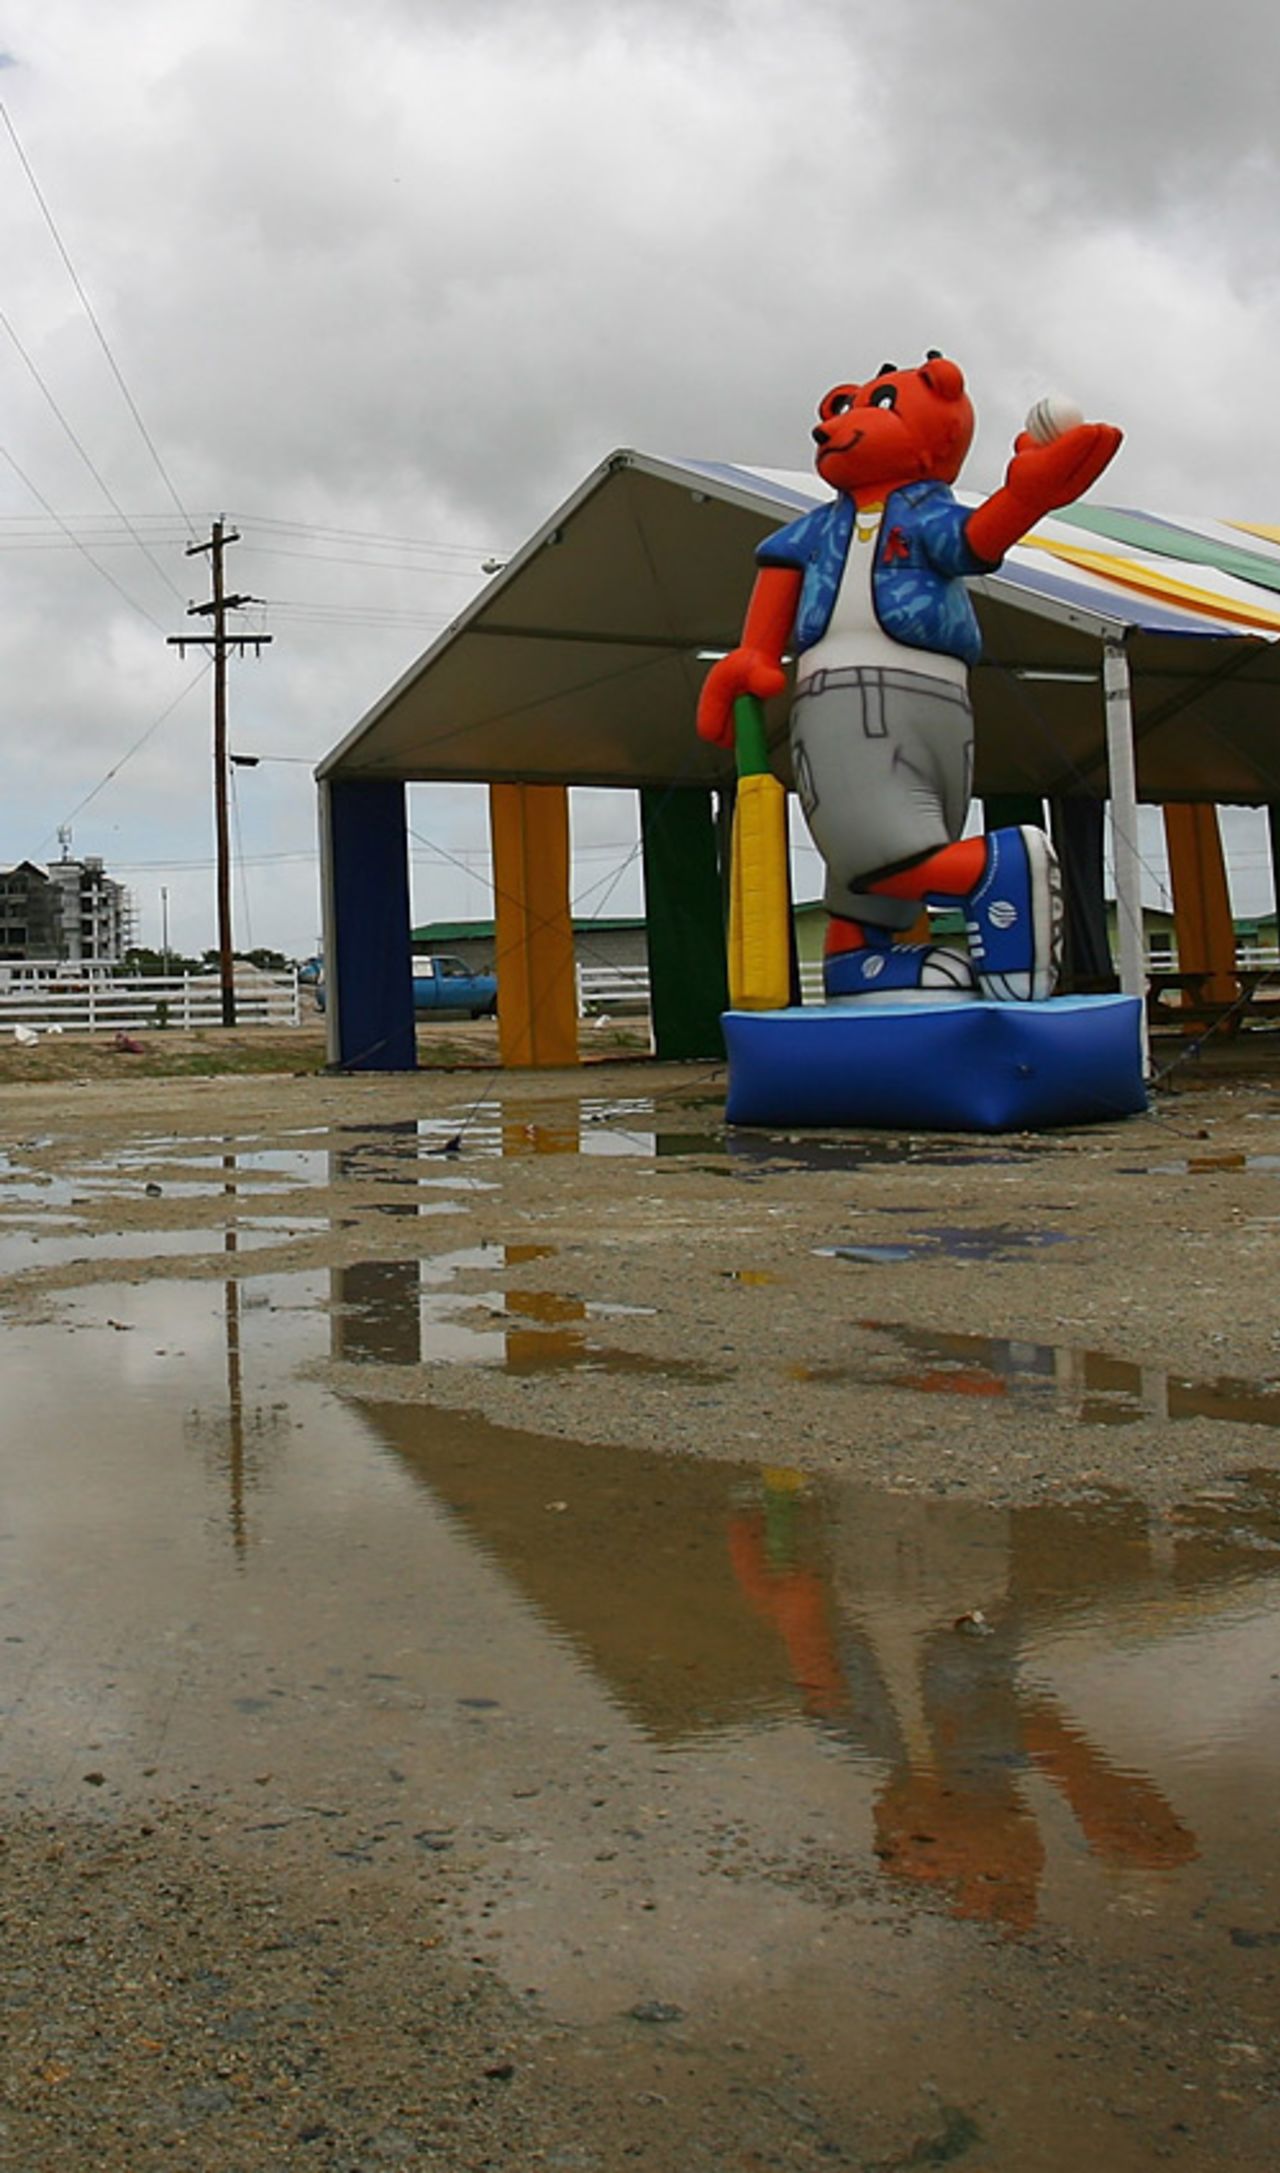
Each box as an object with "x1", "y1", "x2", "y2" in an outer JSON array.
[{"x1": 728, "y1": 770, "x2": 790, "y2": 1010}]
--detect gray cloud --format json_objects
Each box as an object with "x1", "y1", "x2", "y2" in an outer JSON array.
[{"x1": 0, "y1": 0, "x2": 1276, "y2": 955}]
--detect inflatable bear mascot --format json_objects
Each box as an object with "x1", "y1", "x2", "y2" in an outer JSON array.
[{"x1": 697, "y1": 356, "x2": 1122, "y2": 1001}]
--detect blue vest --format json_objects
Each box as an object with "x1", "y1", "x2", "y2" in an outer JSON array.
[{"x1": 755, "y1": 481, "x2": 994, "y2": 667}]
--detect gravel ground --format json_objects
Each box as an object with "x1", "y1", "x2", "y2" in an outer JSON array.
[
  {"x1": 2, "y1": 1030, "x2": 1278, "y2": 1509},
  {"x1": 2, "y1": 1033, "x2": 1279, "y2": 2170}
]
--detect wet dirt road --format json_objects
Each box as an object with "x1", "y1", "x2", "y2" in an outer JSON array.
[{"x1": 2, "y1": 1058, "x2": 1279, "y2": 2169}]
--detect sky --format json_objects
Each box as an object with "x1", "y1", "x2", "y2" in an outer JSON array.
[{"x1": 1, "y1": 0, "x2": 1279, "y2": 962}]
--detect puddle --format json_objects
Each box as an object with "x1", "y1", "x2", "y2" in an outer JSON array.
[
  {"x1": 82, "y1": 1145, "x2": 332, "y2": 1187},
  {"x1": 334, "y1": 1198, "x2": 468, "y2": 1220},
  {"x1": 0, "y1": 1222, "x2": 329, "y2": 1274},
  {"x1": 726, "y1": 1133, "x2": 1050, "y2": 1174},
  {"x1": 332, "y1": 1102, "x2": 723, "y2": 1162},
  {"x1": 800, "y1": 1319, "x2": 1280, "y2": 1429},
  {"x1": 0, "y1": 1115, "x2": 718, "y2": 1243},
  {"x1": 3, "y1": 1266, "x2": 1279, "y2": 2157},
  {"x1": 819, "y1": 1223, "x2": 1073, "y2": 1265},
  {"x1": 0, "y1": 1171, "x2": 288, "y2": 1211},
  {"x1": 328, "y1": 1247, "x2": 696, "y2": 1377},
  {"x1": 434, "y1": 1100, "x2": 721, "y2": 1160},
  {"x1": 1137, "y1": 1154, "x2": 1280, "y2": 1175},
  {"x1": 4, "y1": 1276, "x2": 1279, "y2": 1949}
]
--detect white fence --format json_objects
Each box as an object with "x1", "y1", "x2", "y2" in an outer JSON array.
[
  {"x1": 577, "y1": 950, "x2": 1279, "y2": 1018},
  {"x1": 10, "y1": 949, "x2": 1267, "y2": 1035},
  {"x1": 577, "y1": 961, "x2": 825, "y2": 1011},
  {"x1": 0, "y1": 971, "x2": 302, "y2": 1034},
  {"x1": 576, "y1": 964, "x2": 653, "y2": 1014}
]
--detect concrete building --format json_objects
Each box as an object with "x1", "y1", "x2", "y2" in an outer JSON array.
[{"x1": 0, "y1": 857, "x2": 134, "y2": 971}]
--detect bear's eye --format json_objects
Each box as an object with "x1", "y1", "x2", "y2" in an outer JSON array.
[
  {"x1": 827, "y1": 393, "x2": 854, "y2": 416},
  {"x1": 868, "y1": 384, "x2": 898, "y2": 410}
]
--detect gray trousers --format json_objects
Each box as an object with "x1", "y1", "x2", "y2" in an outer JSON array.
[{"x1": 789, "y1": 666, "x2": 975, "y2": 930}]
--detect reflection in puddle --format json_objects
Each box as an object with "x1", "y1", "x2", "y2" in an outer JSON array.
[
  {"x1": 801, "y1": 1320, "x2": 1280, "y2": 1429},
  {"x1": 0, "y1": 1110, "x2": 720, "y2": 1245},
  {"x1": 13, "y1": 1263, "x2": 1276, "y2": 1943},
  {"x1": 819, "y1": 1224, "x2": 1072, "y2": 1265},
  {"x1": 4, "y1": 1261, "x2": 1280, "y2": 2147},
  {"x1": 329, "y1": 1247, "x2": 690, "y2": 1377},
  {"x1": 93, "y1": 1146, "x2": 333, "y2": 1186},
  {"x1": 1137, "y1": 1154, "x2": 1280, "y2": 1176},
  {"x1": 412, "y1": 1100, "x2": 720, "y2": 1161},
  {"x1": 727, "y1": 1133, "x2": 1048, "y2": 1174},
  {"x1": 0, "y1": 1222, "x2": 327, "y2": 1272}
]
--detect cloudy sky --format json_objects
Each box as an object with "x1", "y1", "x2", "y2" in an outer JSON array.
[{"x1": 1, "y1": 0, "x2": 1278, "y2": 961}]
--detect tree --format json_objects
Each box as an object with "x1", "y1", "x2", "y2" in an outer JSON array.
[{"x1": 123, "y1": 944, "x2": 202, "y2": 976}]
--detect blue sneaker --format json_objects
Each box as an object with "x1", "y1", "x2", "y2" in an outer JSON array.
[
  {"x1": 824, "y1": 939, "x2": 976, "y2": 1003},
  {"x1": 963, "y1": 826, "x2": 1062, "y2": 1001}
]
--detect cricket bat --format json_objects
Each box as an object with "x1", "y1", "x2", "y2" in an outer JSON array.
[{"x1": 727, "y1": 693, "x2": 790, "y2": 1010}]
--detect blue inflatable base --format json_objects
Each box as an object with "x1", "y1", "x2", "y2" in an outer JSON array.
[{"x1": 723, "y1": 995, "x2": 1147, "y2": 1132}]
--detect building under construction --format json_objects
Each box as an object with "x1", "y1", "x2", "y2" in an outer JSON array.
[{"x1": 0, "y1": 856, "x2": 134, "y2": 971}]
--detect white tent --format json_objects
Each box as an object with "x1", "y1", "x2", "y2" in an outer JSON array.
[{"x1": 318, "y1": 451, "x2": 1280, "y2": 1049}]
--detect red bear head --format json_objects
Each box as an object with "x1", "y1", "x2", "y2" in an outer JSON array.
[{"x1": 811, "y1": 354, "x2": 974, "y2": 500}]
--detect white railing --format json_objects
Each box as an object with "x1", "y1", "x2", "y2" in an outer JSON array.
[
  {"x1": 576, "y1": 964, "x2": 652, "y2": 1014},
  {"x1": 578, "y1": 948, "x2": 1278, "y2": 1017},
  {"x1": 577, "y1": 961, "x2": 826, "y2": 1010},
  {"x1": 0, "y1": 971, "x2": 301, "y2": 1034}
]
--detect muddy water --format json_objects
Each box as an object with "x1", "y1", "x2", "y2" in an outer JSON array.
[
  {"x1": 2, "y1": 1248, "x2": 1279, "y2": 2166},
  {"x1": 800, "y1": 1320, "x2": 1280, "y2": 1429},
  {"x1": 3, "y1": 1092, "x2": 1280, "y2": 2166}
]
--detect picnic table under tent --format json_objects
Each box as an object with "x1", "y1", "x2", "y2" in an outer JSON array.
[{"x1": 316, "y1": 452, "x2": 1280, "y2": 1071}]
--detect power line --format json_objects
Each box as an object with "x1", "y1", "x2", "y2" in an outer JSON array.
[
  {"x1": 0, "y1": 510, "x2": 504, "y2": 559},
  {"x1": 0, "y1": 512, "x2": 191, "y2": 526},
  {"x1": 0, "y1": 96, "x2": 195, "y2": 537},
  {"x1": 227, "y1": 513, "x2": 504, "y2": 557},
  {"x1": 0, "y1": 441, "x2": 172, "y2": 632},
  {"x1": 0, "y1": 533, "x2": 192, "y2": 553},
  {"x1": 43, "y1": 660, "x2": 211, "y2": 847},
  {"x1": 265, "y1": 600, "x2": 451, "y2": 624},
  {"x1": 242, "y1": 543, "x2": 488, "y2": 576},
  {"x1": 0, "y1": 297, "x2": 186, "y2": 602},
  {"x1": 110, "y1": 851, "x2": 320, "y2": 872}
]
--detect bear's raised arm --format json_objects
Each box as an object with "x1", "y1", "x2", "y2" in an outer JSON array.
[{"x1": 965, "y1": 422, "x2": 1123, "y2": 566}]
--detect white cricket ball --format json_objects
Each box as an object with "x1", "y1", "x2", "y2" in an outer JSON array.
[{"x1": 1026, "y1": 392, "x2": 1084, "y2": 444}]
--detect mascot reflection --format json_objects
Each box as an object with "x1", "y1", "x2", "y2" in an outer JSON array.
[{"x1": 697, "y1": 356, "x2": 1122, "y2": 1003}]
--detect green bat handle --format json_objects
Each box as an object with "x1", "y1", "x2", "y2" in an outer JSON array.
[{"x1": 733, "y1": 693, "x2": 769, "y2": 779}]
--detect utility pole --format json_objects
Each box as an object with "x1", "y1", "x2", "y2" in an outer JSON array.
[{"x1": 167, "y1": 521, "x2": 272, "y2": 1027}]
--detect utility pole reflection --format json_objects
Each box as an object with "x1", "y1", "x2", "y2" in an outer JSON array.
[{"x1": 184, "y1": 1149, "x2": 287, "y2": 1556}]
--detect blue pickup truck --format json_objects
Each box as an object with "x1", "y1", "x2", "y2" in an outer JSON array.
[
  {"x1": 314, "y1": 954, "x2": 497, "y2": 1018},
  {"x1": 411, "y1": 954, "x2": 497, "y2": 1017}
]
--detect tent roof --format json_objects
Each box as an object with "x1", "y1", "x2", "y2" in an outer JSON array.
[{"x1": 318, "y1": 452, "x2": 1280, "y2": 804}]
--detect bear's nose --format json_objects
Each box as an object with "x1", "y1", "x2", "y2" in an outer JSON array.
[{"x1": 812, "y1": 424, "x2": 829, "y2": 446}]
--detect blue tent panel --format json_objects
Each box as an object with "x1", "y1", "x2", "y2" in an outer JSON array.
[{"x1": 325, "y1": 779, "x2": 416, "y2": 1071}]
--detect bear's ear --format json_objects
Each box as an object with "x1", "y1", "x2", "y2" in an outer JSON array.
[{"x1": 919, "y1": 354, "x2": 965, "y2": 401}]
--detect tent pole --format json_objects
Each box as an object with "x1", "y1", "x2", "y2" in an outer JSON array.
[{"x1": 1102, "y1": 635, "x2": 1149, "y2": 1071}]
